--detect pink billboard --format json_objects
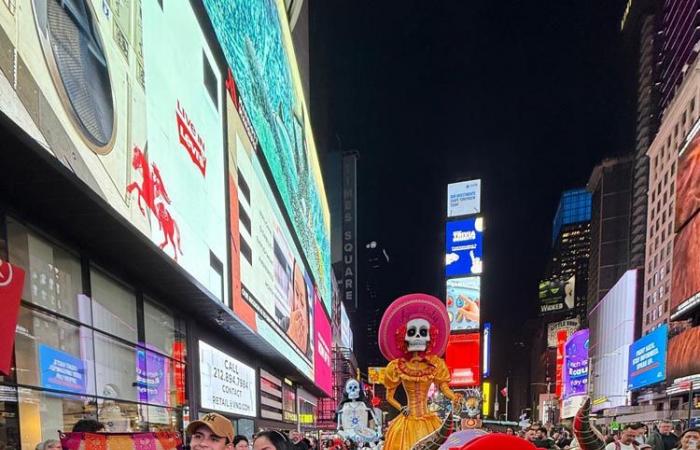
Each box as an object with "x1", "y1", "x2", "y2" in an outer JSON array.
[{"x1": 314, "y1": 293, "x2": 333, "y2": 396}]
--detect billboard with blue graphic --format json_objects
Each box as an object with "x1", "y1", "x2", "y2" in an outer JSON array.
[
  {"x1": 445, "y1": 218, "x2": 484, "y2": 277},
  {"x1": 628, "y1": 324, "x2": 668, "y2": 390},
  {"x1": 38, "y1": 344, "x2": 86, "y2": 394}
]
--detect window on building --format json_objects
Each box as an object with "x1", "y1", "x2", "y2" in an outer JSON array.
[
  {"x1": 90, "y1": 269, "x2": 137, "y2": 342},
  {"x1": 6, "y1": 219, "x2": 86, "y2": 323}
]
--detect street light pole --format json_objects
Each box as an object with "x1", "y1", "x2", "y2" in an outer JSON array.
[{"x1": 689, "y1": 381, "x2": 695, "y2": 425}]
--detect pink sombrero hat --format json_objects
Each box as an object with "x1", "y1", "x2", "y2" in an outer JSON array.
[{"x1": 378, "y1": 293, "x2": 450, "y2": 361}]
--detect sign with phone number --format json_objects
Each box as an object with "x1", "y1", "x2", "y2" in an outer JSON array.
[{"x1": 199, "y1": 340, "x2": 256, "y2": 416}]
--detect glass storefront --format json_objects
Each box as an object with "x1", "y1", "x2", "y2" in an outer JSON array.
[{"x1": 1, "y1": 218, "x2": 188, "y2": 450}]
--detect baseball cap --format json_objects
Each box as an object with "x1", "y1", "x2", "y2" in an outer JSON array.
[{"x1": 186, "y1": 413, "x2": 235, "y2": 442}]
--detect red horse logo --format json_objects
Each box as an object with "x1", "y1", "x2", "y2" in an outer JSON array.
[{"x1": 126, "y1": 145, "x2": 183, "y2": 260}]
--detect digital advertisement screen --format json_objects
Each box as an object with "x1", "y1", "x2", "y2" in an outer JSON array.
[
  {"x1": 340, "y1": 303, "x2": 354, "y2": 350},
  {"x1": 314, "y1": 294, "x2": 333, "y2": 396},
  {"x1": 446, "y1": 277, "x2": 480, "y2": 332},
  {"x1": 447, "y1": 180, "x2": 481, "y2": 217},
  {"x1": 539, "y1": 276, "x2": 575, "y2": 315},
  {"x1": 202, "y1": 0, "x2": 332, "y2": 314},
  {"x1": 0, "y1": 0, "x2": 228, "y2": 303},
  {"x1": 445, "y1": 218, "x2": 484, "y2": 277},
  {"x1": 667, "y1": 326, "x2": 700, "y2": 380},
  {"x1": 675, "y1": 134, "x2": 700, "y2": 231},
  {"x1": 672, "y1": 213, "x2": 700, "y2": 315},
  {"x1": 482, "y1": 322, "x2": 491, "y2": 378},
  {"x1": 546, "y1": 318, "x2": 580, "y2": 348},
  {"x1": 446, "y1": 333, "x2": 480, "y2": 387},
  {"x1": 228, "y1": 106, "x2": 314, "y2": 379},
  {"x1": 563, "y1": 329, "x2": 589, "y2": 399},
  {"x1": 628, "y1": 324, "x2": 667, "y2": 390},
  {"x1": 199, "y1": 341, "x2": 256, "y2": 417}
]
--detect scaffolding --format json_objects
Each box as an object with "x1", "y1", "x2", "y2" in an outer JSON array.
[{"x1": 317, "y1": 346, "x2": 358, "y2": 430}]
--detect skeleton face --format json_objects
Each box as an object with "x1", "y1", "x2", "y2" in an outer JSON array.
[
  {"x1": 345, "y1": 379, "x2": 361, "y2": 400},
  {"x1": 405, "y1": 318, "x2": 430, "y2": 352}
]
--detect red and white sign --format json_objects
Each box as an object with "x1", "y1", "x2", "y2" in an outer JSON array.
[
  {"x1": 0, "y1": 260, "x2": 25, "y2": 375},
  {"x1": 176, "y1": 100, "x2": 207, "y2": 176}
]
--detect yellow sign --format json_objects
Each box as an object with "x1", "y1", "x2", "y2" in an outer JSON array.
[
  {"x1": 592, "y1": 396, "x2": 608, "y2": 406},
  {"x1": 368, "y1": 367, "x2": 386, "y2": 385},
  {"x1": 299, "y1": 414, "x2": 315, "y2": 424},
  {"x1": 482, "y1": 382, "x2": 491, "y2": 417}
]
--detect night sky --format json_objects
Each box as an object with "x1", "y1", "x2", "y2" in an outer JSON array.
[{"x1": 310, "y1": 1, "x2": 632, "y2": 380}]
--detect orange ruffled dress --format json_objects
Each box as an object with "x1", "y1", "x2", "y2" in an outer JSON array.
[{"x1": 383, "y1": 355, "x2": 451, "y2": 450}]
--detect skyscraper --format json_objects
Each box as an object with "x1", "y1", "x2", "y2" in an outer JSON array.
[
  {"x1": 660, "y1": 0, "x2": 700, "y2": 110},
  {"x1": 546, "y1": 189, "x2": 592, "y2": 320},
  {"x1": 587, "y1": 156, "x2": 635, "y2": 311}
]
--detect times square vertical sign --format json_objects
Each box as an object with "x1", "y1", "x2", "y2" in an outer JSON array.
[{"x1": 343, "y1": 152, "x2": 359, "y2": 309}]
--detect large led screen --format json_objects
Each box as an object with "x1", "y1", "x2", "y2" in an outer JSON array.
[
  {"x1": 202, "y1": 0, "x2": 332, "y2": 314},
  {"x1": 340, "y1": 303, "x2": 353, "y2": 350},
  {"x1": 628, "y1": 324, "x2": 667, "y2": 390},
  {"x1": 539, "y1": 276, "x2": 575, "y2": 315},
  {"x1": 675, "y1": 135, "x2": 700, "y2": 231},
  {"x1": 445, "y1": 277, "x2": 480, "y2": 332},
  {"x1": 445, "y1": 218, "x2": 484, "y2": 277},
  {"x1": 314, "y1": 294, "x2": 333, "y2": 396},
  {"x1": 563, "y1": 329, "x2": 589, "y2": 399},
  {"x1": 446, "y1": 333, "x2": 480, "y2": 387},
  {"x1": 228, "y1": 101, "x2": 314, "y2": 379},
  {"x1": 0, "y1": 0, "x2": 228, "y2": 303},
  {"x1": 447, "y1": 179, "x2": 481, "y2": 217}
]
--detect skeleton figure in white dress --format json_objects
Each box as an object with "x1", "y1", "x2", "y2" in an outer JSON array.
[{"x1": 337, "y1": 379, "x2": 382, "y2": 444}]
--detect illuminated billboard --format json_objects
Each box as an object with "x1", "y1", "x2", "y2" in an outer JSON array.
[
  {"x1": 446, "y1": 277, "x2": 480, "y2": 332},
  {"x1": 588, "y1": 270, "x2": 637, "y2": 412},
  {"x1": 228, "y1": 103, "x2": 314, "y2": 379},
  {"x1": 445, "y1": 218, "x2": 484, "y2": 277},
  {"x1": 482, "y1": 323, "x2": 491, "y2": 378},
  {"x1": 340, "y1": 303, "x2": 353, "y2": 350},
  {"x1": 546, "y1": 318, "x2": 580, "y2": 348},
  {"x1": 447, "y1": 180, "x2": 481, "y2": 217},
  {"x1": 446, "y1": 334, "x2": 480, "y2": 387},
  {"x1": 539, "y1": 276, "x2": 575, "y2": 315},
  {"x1": 0, "y1": 0, "x2": 228, "y2": 303},
  {"x1": 628, "y1": 324, "x2": 667, "y2": 390},
  {"x1": 202, "y1": 0, "x2": 332, "y2": 314},
  {"x1": 314, "y1": 295, "x2": 333, "y2": 396},
  {"x1": 563, "y1": 329, "x2": 589, "y2": 399}
]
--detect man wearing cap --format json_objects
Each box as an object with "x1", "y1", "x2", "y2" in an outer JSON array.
[{"x1": 186, "y1": 413, "x2": 235, "y2": 450}]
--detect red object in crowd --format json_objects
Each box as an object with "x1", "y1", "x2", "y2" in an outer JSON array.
[{"x1": 458, "y1": 434, "x2": 537, "y2": 450}]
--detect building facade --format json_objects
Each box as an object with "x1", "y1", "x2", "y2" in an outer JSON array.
[
  {"x1": 660, "y1": 0, "x2": 700, "y2": 110},
  {"x1": 643, "y1": 56, "x2": 700, "y2": 334}
]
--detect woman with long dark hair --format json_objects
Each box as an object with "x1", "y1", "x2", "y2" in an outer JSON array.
[{"x1": 253, "y1": 431, "x2": 294, "y2": 450}]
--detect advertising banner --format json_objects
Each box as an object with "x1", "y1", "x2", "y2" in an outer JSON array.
[
  {"x1": 539, "y1": 276, "x2": 576, "y2": 315},
  {"x1": 555, "y1": 330, "x2": 567, "y2": 398},
  {"x1": 0, "y1": 260, "x2": 25, "y2": 375},
  {"x1": 628, "y1": 324, "x2": 667, "y2": 390},
  {"x1": 228, "y1": 110, "x2": 314, "y2": 379},
  {"x1": 673, "y1": 134, "x2": 700, "y2": 316},
  {"x1": 561, "y1": 395, "x2": 586, "y2": 420},
  {"x1": 666, "y1": 326, "x2": 700, "y2": 381},
  {"x1": 199, "y1": 341, "x2": 256, "y2": 417},
  {"x1": 203, "y1": 0, "x2": 331, "y2": 313},
  {"x1": 0, "y1": 1, "x2": 228, "y2": 303},
  {"x1": 38, "y1": 344, "x2": 87, "y2": 394},
  {"x1": 340, "y1": 303, "x2": 353, "y2": 350},
  {"x1": 546, "y1": 318, "x2": 580, "y2": 348},
  {"x1": 563, "y1": 329, "x2": 589, "y2": 399},
  {"x1": 136, "y1": 348, "x2": 169, "y2": 406},
  {"x1": 314, "y1": 294, "x2": 333, "y2": 396},
  {"x1": 445, "y1": 218, "x2": 484, "y2": 277},
  {"x1": 446, "y1": 333, "x2": 480, "y2": 387},
  {"x1": 447, "y1": 180, "x2": 481, "y2": 217},
  {"x1": 446, "y1": 277, "x2": 481, "y2": 332},
  {"x1": 483, "y1": 323, "x2": 491, "y2": 378}
]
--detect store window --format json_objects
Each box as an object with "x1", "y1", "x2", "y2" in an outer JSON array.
[
  {"x1": 90, "y1": 269, "x2": 137, "y2": 342},
  {"x1": 144, "y1": 299, "x2": 186, "y2": 359},
  {"x1": 6, "y1": 219, "x2": 85, "y2": 323},
  {"x1": 17, "y1": 388, "x2": 97, "y2": 450},
  {"x1": 94, "y1": 332, "x2": 138, "y2": 402},
  {"x1": 14, "y1": 305, "x2": 96, "y2": 396}
]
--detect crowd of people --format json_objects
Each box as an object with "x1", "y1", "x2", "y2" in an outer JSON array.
[{"x1": 496, "y1": 420, "x2": 699, "y2": 450}]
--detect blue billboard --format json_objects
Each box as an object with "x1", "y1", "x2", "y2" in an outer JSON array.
[
  {"x1": 445, "y1": 218, "x2": 483, "y2": 277},
  {"x1": 628, "y1": 324, "x2": 668, "y2": 390},
  {"x1": 38, "y1": 344, "x2": 87, "y2": 394}
]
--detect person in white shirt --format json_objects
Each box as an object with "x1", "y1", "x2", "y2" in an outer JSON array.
[{"x1": 606, "y1": 426, "x2": 640, "y2": 450}]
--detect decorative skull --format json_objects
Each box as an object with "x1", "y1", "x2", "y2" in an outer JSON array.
[
  {"x1": 345, "y1": 379, "x2": 361, "y2": 400},
  {"x1": 405, "y1": 318, "x2": 430, "y2": 352}
]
